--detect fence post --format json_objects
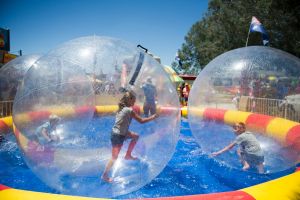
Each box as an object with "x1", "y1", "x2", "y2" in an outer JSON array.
[{"x1": 284, "y1": 101, "x2": 288, "y2": 119}]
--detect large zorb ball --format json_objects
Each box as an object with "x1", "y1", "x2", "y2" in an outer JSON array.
[
  {"x1": 13, "y1": 36, "x2": 180, "y2": 198},
  {"x1": 188, "y1": 46, "x2": 300, "y2": 174},
  {"x1": 0, "y1": 54, "x2": 41, "y2": 101}
]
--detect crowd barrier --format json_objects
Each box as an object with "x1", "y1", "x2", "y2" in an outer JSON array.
[
  {"x1": 0, "y1": 100, "x2": 13, "y2": 118},
  {"x1": 239, "y1": 96, "x2": 300, "y2": 122}
]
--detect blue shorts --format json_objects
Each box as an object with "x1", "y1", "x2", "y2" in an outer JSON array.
[
  {"x1": 111, "y1": 134, "x2": 126, "y2": 146},
  {"x1": 241, "y1": 152, "x2": 264, "y2": 166}
]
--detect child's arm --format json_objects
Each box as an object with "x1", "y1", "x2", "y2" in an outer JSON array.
[
  {"x1": 41, "y1": 128, "x2": 52, "y2": 142},
  {"x1": 211, "y1": 142, "x2": 235, "y2": 156},
  {"x1": 132, "y1": 111, "x2": 158, "y2": 124}
]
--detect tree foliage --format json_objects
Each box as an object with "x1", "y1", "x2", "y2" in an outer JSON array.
[{"x1": 173, "y1": 0, "x2": 300, "y2": 74}]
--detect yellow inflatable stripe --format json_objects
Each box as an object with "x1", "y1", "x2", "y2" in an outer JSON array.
[
  {"x1": 181, "y1": 107, "x2": 188, "y2": 118},
  {"x1": 224, "y1": 110, "x2": 251, "y2": 126},
  {"x1": 12, "y1": 124, "x2": 29, "y2": 151},
  {"x1": 51, "y1": 106, "x2": 76, "y2": 118},
  {"x1": 242, "y1": 171, "x2": 300, "y2": 200},
  {"x1": 95, "y1": 105, "x2": 118, "y2": 114},
  {"x1": 1, "y1": 116, "x2": 13, "y2": 127},
  {"x1": 0, "y1": 188, "x2": 109, "y2": 200},
  {"x1": 188, "y1": 107, "x2": 205, "y2": 118},
  {"x1": 266, "y1": 118, "x2": 299, "y2": 144},
  {"x1": 17, "y1": 131, "x2": 29, "y2": 151},
  {"x1": 13, "y1": 113, "x2": 31, "y2": 125}
]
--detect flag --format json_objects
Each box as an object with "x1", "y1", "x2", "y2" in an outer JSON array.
[{"x1": 249, "y1": 16, "x2": 269, "y2": 46}]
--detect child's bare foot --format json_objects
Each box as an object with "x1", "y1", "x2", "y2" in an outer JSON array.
[
  {"x1": 125, "y1": 155, "x2": 138, "y2": 160},
  {"x1": 242, "y1": 163, "x2": 250, "y2": 171},
  {"x1": 101, "y1": 175, "x2": 113, "y2": 183}
]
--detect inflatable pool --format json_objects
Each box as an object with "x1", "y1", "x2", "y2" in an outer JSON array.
[{"x1": 1, "y1": 106, "x2": 300, "y2": 200}]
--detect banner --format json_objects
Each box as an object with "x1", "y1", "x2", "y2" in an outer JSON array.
[
  {"x1": 3, "y1": 53, "x2": 17, "y2": 64},
  {"x1": 0, "y1": 28, "x2": 10, "y2": 51}
]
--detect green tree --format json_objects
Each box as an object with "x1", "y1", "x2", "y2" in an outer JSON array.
[{"x1": 173, "y1": 0, "x2": 300, "y2": 74}]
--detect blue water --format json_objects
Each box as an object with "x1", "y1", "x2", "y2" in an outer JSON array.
[{"x1": 0, "y1": 118, "x2": 295, "y2": 198}]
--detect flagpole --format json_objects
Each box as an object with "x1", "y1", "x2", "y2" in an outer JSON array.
[{"x1": 245, "y1": 23, "x2": 251, "y2": 47}]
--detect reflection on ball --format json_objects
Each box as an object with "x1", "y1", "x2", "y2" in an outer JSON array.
[{"x1": 0, "y1": 54, "x2": 41, "y2": 101}]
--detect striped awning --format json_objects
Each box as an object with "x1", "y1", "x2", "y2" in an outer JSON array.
[{"x1": 163, "y1": 65, "x2": 184, "y2": 83}]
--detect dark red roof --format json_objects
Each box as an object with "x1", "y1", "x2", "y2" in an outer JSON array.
[{"x1": 179, "y1": 74, "x2": 197, "y2": 80}]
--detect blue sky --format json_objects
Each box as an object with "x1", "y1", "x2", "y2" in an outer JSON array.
[{"x1": 1, "y1": 0, "x2": 208, "y2": 65}]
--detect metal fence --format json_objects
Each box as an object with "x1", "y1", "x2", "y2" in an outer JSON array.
[
  {"x1": 239, "y1": 96, "x2": 300, "y2": 122},
  {"x1": 0, "y1": 100, "x2": 13, "y2": 118},
  {"x1": 1, "y1": 96, "x2": 299, "y2": 123}
]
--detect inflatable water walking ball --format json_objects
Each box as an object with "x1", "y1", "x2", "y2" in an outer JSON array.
[
  {"x1": 13, "y1": 36, "x2": 180, "y2": 198},
  {"x1": 0, "y1": 54, "x2": 41, "y2": 101},
  {"x1": 188, "y1": 46, "x2": 300, "y2": 174}
]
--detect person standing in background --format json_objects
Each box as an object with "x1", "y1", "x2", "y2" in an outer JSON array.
[
  {"x1": 182, "y1": 83, "x2": 190, "y2": 106},
  {"x1": 141, "y1": 77, "x2": 157, "y2": 117}
]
